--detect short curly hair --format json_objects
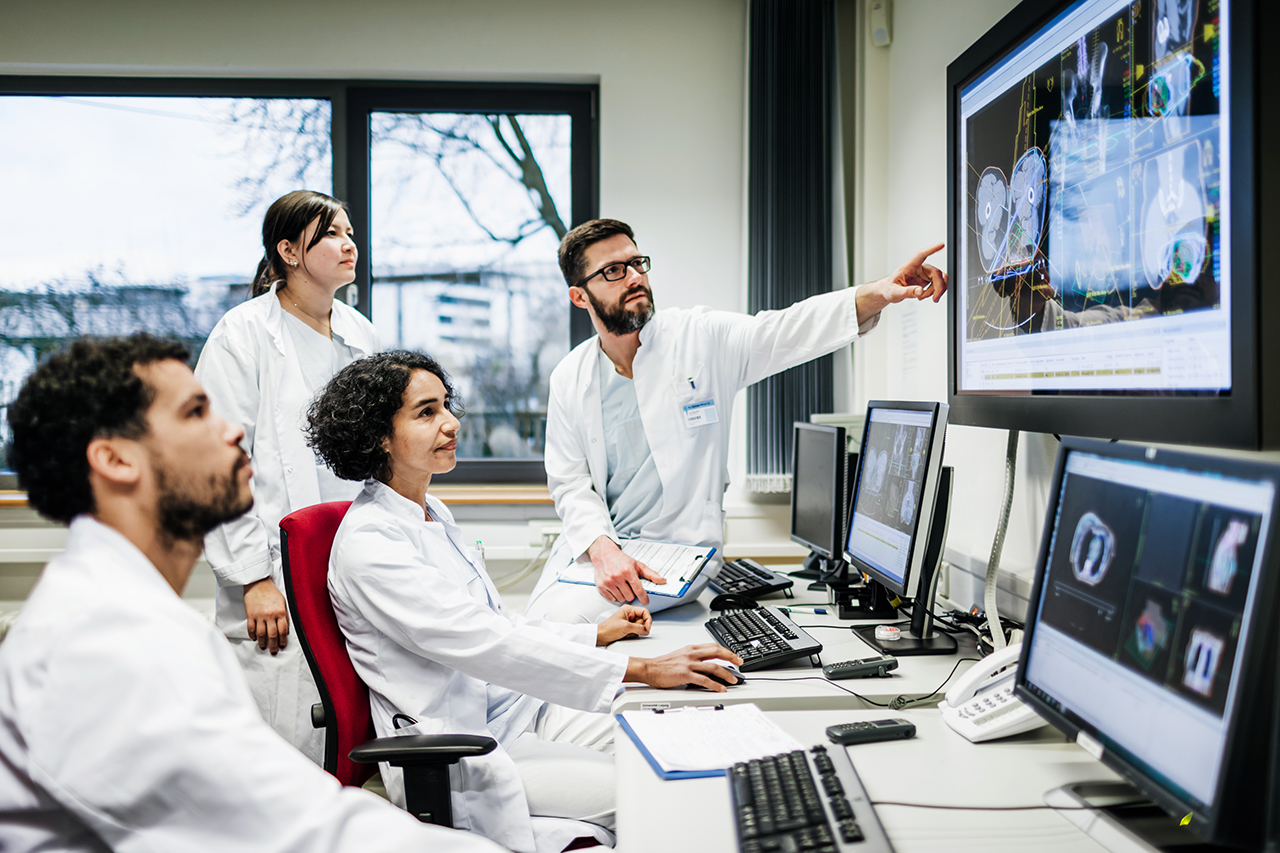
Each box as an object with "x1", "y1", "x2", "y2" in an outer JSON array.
[
  {"x1": 306, "y1": 350, "x2": 462, "y2": 482},
  {"x1": 8, "y1": 334, "x2": 191, "y2": 524}
]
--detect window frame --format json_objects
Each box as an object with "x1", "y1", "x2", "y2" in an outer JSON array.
[{"x1": 0, "y1": 76, "x2": 599, "y2": 488}]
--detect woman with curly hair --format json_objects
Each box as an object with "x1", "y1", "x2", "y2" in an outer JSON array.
[
  {"x1": 195, "y1": 190, "x2": 378, "y2": 763},
  {"x1": 306, "y1": 351, "x2": 740, "y2": 853}
]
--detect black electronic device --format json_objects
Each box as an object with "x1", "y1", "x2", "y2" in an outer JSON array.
[
  {"x1": 843, "y1": 401, "x2": 956, "y2": 656},
  {"x1": 822, "y1": 655, "x2": 899, "y2": 680},
  {"x1": 946, "y1": 0, "x2": 1280, "y2": 449},
  {"x1": 708, "y1": 558, "x2": 795, "y2": 599},
  {"x1": 825, "y1": 719, "x2": 916, "y2": 746},
  {"x1": 728, "y1": 745, "x2": 895, "y2": 853},
  {"x1": 790, "y1": 423, "x2": 853, "y2": 586},
  {"x1": 1016, "y1": 437, "x2": 1280, "y2": 851},
  {"x1": 703, "y1": 606, "x2": 823, "y2": 672},
  {"x1": 709, "y1": 593, "x2": 759, "y2": 612}
]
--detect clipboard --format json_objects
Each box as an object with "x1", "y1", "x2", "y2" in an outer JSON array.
[
  {"x1": 616, "y1": 712, "x2": 727, "y2": 780},
  {"x1": 557, "y1": 540, "x2": 716, "y2": 598},
  {"x1": 616, "y1": 704, "x2": 805, "y2": 780}
]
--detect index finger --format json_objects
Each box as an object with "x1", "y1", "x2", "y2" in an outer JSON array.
[
  {"x1": 907, "y1": 242, "x2": 945, "y2": 268},
  {"x1": 635, "y1": 560, "x2": 667, "y2": 584}
]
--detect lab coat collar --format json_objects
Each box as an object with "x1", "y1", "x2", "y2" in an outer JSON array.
[
  {"x1": 363, "y1": 478, "x2": 454, "y2": 528},
  {"x1": 68, "y1": 515, "x2": 183, "y2": 599},
  {"x1": 259, "y1": 281, "x2": 375, "y2": 357}
]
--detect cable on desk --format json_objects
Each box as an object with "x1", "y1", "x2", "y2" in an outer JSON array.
[
  {"x1": 749, "y1": 656, "x2": 981, "y2": 710},
  {"x1": 871, "y1": 801, "x2": 1093, "y2": 812}
]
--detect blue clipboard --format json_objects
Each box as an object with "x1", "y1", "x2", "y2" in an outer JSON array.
[
  {"x1": 616, "y1": 712, "x2": 727, "y2": 780},
  {"x1": 558, "y1": 546, "x2": 716, "y2": 598}
]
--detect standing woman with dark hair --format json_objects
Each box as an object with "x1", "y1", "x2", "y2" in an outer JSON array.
[{"x1": 195, "y1": 189, "x2": 378, "y2": 763}]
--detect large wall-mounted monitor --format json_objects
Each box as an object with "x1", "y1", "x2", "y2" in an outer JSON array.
[
  {"x1": 947, "y1": 0, "x2": 1279, "y2": 448},
  {"x1": 1016, "y1": 437, "x2": 1280, "y2": 849}
]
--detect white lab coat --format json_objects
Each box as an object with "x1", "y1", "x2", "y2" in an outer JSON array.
[
  {"x1": 0, "y1": 516, "x2": 500, "y2": 853},
  {"x1": 195, "y1": 283, "x2": 378, "y2": 761},
  {"x1": 329, "y1": 481, "x2": 627, "y2": 853},
  {"x1": 534, "y1": 286, "x2": 878, "y2": 614}
]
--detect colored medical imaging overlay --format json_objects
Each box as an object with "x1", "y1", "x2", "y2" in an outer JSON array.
[
  {"x1": 1188, "y1": 506, "x2": 1260, "y2": 612},
  {"x1": 1040, "y1": 475, "x2": 1147, "y2": 656},
  {"x1": 853, "y1": 420, "x2": 931, "y2": 537},
  {"x1": 962, "y1": 0, "x2": 1223, "y2": 345},
  {"x1": 1133, "y1": 493, "x2": 1199, "y2": 590},
  {"x1": 1169, "y1": 596, "x2": 1240, "y2": 716},
  {"x1": 1118, "y1": 581, "x2": 1180, "y2": 677}
]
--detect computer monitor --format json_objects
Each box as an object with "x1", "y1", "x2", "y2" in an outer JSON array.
[
  {"x1": 844, "y1": 401, "x2": 956, "y2": 655},
  {"x1": 1015, "y1": 437, "x2": 1280, "y2": 851},
  {"x1": 789, "y1": 423, "x2": 849, "y2": 581},
  {"x1": 946, "y1": 0, "x2": 1280, "y2": 448}
]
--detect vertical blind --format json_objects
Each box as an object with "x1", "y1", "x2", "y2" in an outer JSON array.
[{"x1": 746, "y1": 0, "x2": 838, "y2": 492}]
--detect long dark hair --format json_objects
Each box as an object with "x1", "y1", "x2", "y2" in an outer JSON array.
[{"x1": 250, "y1": 190, "x2": 348, "y2": 298}]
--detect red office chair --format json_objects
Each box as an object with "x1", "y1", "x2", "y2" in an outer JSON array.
[{"x1": 280, "y1": 500, "x2": 495, "y2": 827}]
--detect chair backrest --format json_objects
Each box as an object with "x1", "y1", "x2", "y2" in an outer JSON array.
[{"x1": 278, "y1": 500, "x2": 375, "y2": 787}]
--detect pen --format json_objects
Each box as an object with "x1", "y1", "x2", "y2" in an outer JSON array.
[
  {"x1": 475, "y1": 539, "x2": 486, "y2": 565},
  {"x1": 687, "y1": 377, "x2": 696, "y2": 391}
]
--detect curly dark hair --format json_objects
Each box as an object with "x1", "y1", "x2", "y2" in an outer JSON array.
[
  {"x1": 305, "y1": 350, "x2": 462, "y2": 482},
  {"x1": 558, "y1": 218, "x2": 635, "y2": 287},
  {"x1": 8, "y1": 334, "x2": 191, "y2": 524}
]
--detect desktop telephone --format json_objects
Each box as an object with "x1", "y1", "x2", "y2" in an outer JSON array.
[{"x1": 938, "y1": 643, "x2": 1048, "y2": 743}]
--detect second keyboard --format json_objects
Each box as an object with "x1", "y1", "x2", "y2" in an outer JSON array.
[{"x1": 705, "y1": 605, "x2": 823, "y2": 672}]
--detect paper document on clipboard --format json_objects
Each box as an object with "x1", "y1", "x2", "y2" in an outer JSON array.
[
  {"x1": 557, "y1": 539, "x2": 716, "y2": 598},
  {"x1": 616, "y1": 703, "x2": 805, "y2": 779}
]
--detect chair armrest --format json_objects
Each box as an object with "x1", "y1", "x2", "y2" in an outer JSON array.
[{"x1": 349, "y1": 734, "x2": 497, "y2": 767}]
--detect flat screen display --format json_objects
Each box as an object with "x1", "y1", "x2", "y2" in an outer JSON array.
[
  {"x1": 845, "y1": 407, "x2": 936, "y2": 587},
  {"x1": 956, "y1": 0, "x2": 1229, "y2": 395},
  {"x1": 790, "y1": 425, "x2": 844, "y2": 557},
  {"x1": 1021, "y1": 449, "x2": 1273, "y2": 811}
]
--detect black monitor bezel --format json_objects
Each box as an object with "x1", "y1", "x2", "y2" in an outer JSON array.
[
  {"x1": 945, "y1": 0, "x2": 1266, "y2": 449},
  {"x1": 843, "y1": 400, "x2": 946, "y2": 598},
  {"x1": 789, "y1": 422, "x2": 847, "y2": 559},
  {"x1": 1013, "y1": 436, "x2": 1280, "y2": 843}
]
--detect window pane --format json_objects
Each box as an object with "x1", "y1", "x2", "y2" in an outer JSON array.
[
  {"x1": 0, "y1": 95, "x2": 332, "y2": 470},
  {"x1": 369, "y1": 112, "x2": 571, "y2": 461}
]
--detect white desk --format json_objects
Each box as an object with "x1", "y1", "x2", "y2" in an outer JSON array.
[
  {"x1": 614, "y1": 707, "x2": 1121, "y2": 853},
  {"x1": 612, "y1": 583, "x2": 980, "y2": 713}
]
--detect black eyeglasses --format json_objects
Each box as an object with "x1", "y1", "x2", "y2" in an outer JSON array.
[{"x1": 577, "y1": 256, "x2": 651, "y2": 288}]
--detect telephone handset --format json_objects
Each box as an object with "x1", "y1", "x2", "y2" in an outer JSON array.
[{"x1": 938, "y1": 642, "x2": 1048, "y2": 743}]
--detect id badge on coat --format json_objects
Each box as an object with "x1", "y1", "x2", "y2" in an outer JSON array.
[{"x1": 682, "y1": 398, "x2": 719, "y2": 428}]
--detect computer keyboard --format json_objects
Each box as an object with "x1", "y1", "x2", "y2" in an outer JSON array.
[
  {"x1": 709, "y1": 558, "x2": 796, "y2": 599},
  {"x1": 729, "y1": 744, "x2": 894, "y2": 853},
  {"x1": 704, "y1": 605, "x2": 822, "y2": 672}
]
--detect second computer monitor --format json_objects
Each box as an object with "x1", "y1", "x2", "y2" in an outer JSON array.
[
  {"x1": 790, "y1": 423, "x2": 848, "y2": 561},
  {"x1": 845, "y1": 401, "x2": 949, "y2": 600}
]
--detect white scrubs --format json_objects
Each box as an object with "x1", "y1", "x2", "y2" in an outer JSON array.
[
  {"x1": 528, "y1": 286, "x2": 879, "y2": 623},
  {"x1": 196, "y1": 283, "x2": 378, "y2": 763},
  {"x1": 329, "y1": 481, "x2": 628, "y2": 853},
  {"x1": 0, "y1": 516, "x2": 500, "y2": 853}
]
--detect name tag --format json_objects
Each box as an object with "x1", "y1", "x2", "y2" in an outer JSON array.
[{"x1": 682, "y1": 398, "x2": 719, "y2": 428}]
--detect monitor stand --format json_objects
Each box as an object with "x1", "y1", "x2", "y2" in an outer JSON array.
[
  {"x1": 1044, "y1": 782, "x2": 1235, "y2": 852},
  {"x1": 851, "y1": 466, "x2": 958, "y2": 656}
]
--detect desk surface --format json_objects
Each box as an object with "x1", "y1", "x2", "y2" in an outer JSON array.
[
  {"x1": 614, "y1": 707, "x2": 1119, "y2": 853},
  {"x1": 612, "y1": 582, "x2": 980, "y2": 713}
]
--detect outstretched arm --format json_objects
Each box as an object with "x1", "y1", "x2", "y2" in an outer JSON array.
[{"x1": 854, "y1": 243, "x2": 949, "y2": 326}]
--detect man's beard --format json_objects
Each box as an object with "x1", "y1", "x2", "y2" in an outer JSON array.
[
  {"x1": 585, "y1": 283, "x2": 655, "y2": 336},
  {"x1": 154, "y1": 452, "x2": 253, "y2": 543}
]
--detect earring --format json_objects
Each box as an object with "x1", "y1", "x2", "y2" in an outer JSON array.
[{"x1": 288, "y1": 259, "x2": 298, "y2": 267}]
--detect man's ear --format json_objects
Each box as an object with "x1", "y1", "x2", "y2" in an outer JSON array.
[
  {"x1": 568, "y1": 286, "x2": 591, "y2": 312},
  {"x1": 86, "y1": 437, "x2": 144, "y2": 487}
]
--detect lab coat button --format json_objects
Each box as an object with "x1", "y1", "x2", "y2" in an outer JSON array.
[{"x1": 286, "y1": 466, "x2": 294, "y2": 474}]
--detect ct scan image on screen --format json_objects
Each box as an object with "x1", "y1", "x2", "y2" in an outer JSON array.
[
  {"x1": 846, "y1": 408, "x2": 935, "y2": 584},
  {"x1": 957, "y1": 0, "x2": 1230, "y2": 394},
  {"x1": 1025, "y1": 450, "x2": 1270, "y2": 807}
]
